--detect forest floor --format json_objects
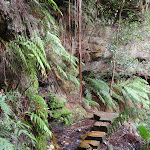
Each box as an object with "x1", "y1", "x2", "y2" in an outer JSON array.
[{"x1": 48, "y1": 118, "x2": 146, "y2": 150}]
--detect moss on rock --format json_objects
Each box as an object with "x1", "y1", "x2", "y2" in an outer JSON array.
[{"x1": 49, "y1": 94, "x2": 67, "y2": 109}]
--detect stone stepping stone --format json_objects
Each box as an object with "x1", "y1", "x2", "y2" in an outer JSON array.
[
  {"x1": 92, "y1": 121, "x2": 110, "y2": 133},
  {"x1": 85, "y1": 131, "x2": 105, "y2": 143},
  {"x1": 78, "y1": 140, "x2": 100, "y2": 150},
  {"x1": 94, "y1": 111, "x2": 118, "y2": 123},
  {"x1": 78, "y1": 111, "x2": 119, "y2": 150}
]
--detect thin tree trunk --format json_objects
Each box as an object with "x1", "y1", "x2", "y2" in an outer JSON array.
[
  {"x1": 68, "y1": 0, "x2": 73, "y2": 94},
  {"x1": 109, "y1": 0, "x2": 125, "y2": 95},
  {"x1": 69, "y1": 0, "x2": 72, "y2": 70},
  {"x1": 78, "y1": 0, "x2": 82, "y2": 102}
]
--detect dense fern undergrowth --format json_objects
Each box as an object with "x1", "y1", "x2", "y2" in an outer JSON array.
[{"x1": 0, "y1": 0, "x2": 150, "y2": 149}]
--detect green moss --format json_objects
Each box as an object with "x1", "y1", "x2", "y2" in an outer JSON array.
[
  {"x1": 49, "y1": 94, "x2": 66, "y2": 109},
  {"x1": 50, "y1": 108, "x2": 71, "y2": 119}
]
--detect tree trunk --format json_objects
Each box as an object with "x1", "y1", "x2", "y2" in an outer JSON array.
[{"x1": 78, "y1": 0, "x2": 82, "y2": 102}]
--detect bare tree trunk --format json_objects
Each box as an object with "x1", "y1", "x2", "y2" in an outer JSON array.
[
  {"x1": 78, "y1": 0, "x2": 82, "y2": 102},
  {"x1": 109, "y1": 0, "x2": 125, "y2": 95},
  {"x1": 69, "y1": 0, "x2": 72, "y2": 70}
]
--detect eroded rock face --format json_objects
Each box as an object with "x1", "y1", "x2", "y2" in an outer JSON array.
[
  {"x1": 81, "y1": 26, "x2": 114, "y2": 73},
  {"x1": 0, "y1": 0, "x2": 35, "y2": 41},
  {"x1": 0, "y1": 1, "x2": 15, "y2": 40},
  {"x1": 81, "y1": 24, "x2": 150, "y2": 77},
  {"x1": 0, "y1": 13, "x2": 7, "y2": 38}
]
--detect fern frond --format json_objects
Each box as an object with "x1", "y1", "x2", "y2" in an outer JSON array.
[
  {"x1": 113, "y1": 77, "x2": 150, "y2": 109},
  {"x1": 68, "y1": 74, "x2": 80, "y2": 86},
  {"x1": 83, "y1": 98, "x2": 99, "y2": 108},
  {"x1": 31, "y1": 34, "x2": 46, "y2": 57},
  {"x1": 39, "y1": 0, "x2": 62, "y2": 15},
  {"x1": 0, "y1": 138, "x2": 14, "y2": 150},
  {"x1": 87, "y1": 78, "x2": 119, "y2": 111},
  {"x1": 26, "y1": 112, "x2": 52, "y2": 137},
  {"x1": 0, "y1": 94, "x2": 11, "y2": 116},
  {"x1": 18, "y1": 130, "x2": 37, "y2": 146},
  {"x1": 29, "y1": 94, "x2": 48, "y2": 114},
  {"x1": 138, "y1": 126, "x2": 150, "y2": 143}
]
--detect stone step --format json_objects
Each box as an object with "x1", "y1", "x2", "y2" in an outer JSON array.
[
  {"x1": 94, "y1": 111, "x2": 118, "y2": 123},
  {"x1": 78, "y1": 140, "x2": 100, "y2": 150},
  {"x1": 77, "y1": 111, "x2": 119, "y2": 149},
  {"x1": 85, "y1": 131, "x2": 105, "y2": 143},
  {"x1": 92, "y1": 121, "x2": 110, "y2": 133}
]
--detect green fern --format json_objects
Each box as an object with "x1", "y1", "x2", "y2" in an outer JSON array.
[
  {"x1": 0, "y1": 94, "x2": 11, "y2": 116},
  {"x1": 138, "y1": 126, "x2": 150, "y2": 143},
  {"x1": 45, "y1": 32, "x2": 79, "y2": 84},
  {"x1": 29, "y1": 94, "x2": 48, "y2": 114},
  {"x1": 35, "y1": 134, "x2": 47, "y2": 150},
  {"x1": 83, "y1": 98, "x2": 99, "y2": 108},
  {"x1": 6, "y1": 34, "x2": 50, "y2": 77},
  {"x1": 83, "y1": 89, "x2": 99, "y2": 108},
  {"x1": 0, "y1": 138, "x2": 14, "y2": 150},
  {"x1": 38, "y1": 0, "x2": 62, "y2": 15},
  {"x1": 108, "y1": 107, "x2": 142, "y2": 136},
  {"x1": 26, "y1": 112, "x2": 52, "y2": 137},
  {"x1": 86, "y1": 78, "x2": 119, "y2": 111},
  {"x1": 0, "y1": 93, "x2": 37, "y2": 149},
  {"x1": 113, "y1": 77, "x2": 150, "y2": 109}
]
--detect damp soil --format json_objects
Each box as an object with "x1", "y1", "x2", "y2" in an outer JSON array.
[{"x1": 49, "y1": 118, "x2": 146, "y2": 150}]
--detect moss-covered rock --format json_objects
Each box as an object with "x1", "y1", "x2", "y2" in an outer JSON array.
[
  {"x1": 49, "y1": 108, "x2": 71, "y2": 119},
  {"x1": 49, "y1": 94, "x2": 66, "y2": 109}
]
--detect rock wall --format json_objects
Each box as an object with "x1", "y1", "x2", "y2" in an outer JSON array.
[{"x1": 80, "y1": 24, "x2": 150, "y2": 78}]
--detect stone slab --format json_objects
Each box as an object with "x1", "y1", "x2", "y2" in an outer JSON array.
[
  {"x1": 92, "y1": 121, "x2": 110, "y2": 132},
  {"x1": 94, "y1": 111, "x2": 118, "y2": 123},
  {"x1": 85, "y1": 131, "x2": 105, "y2": 143}
]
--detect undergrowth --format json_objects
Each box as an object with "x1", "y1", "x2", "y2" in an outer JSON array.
[{"x1": 84, "y1": 76, "x2": 150, "y2": 111}]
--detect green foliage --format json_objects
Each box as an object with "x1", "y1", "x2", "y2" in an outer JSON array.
[
  {"x1": 83, "y1": 98, "x2": 99, "y2": 108},
  {"x1": 31, "y1": 3, "x2": 79, "y2": 87},
  {"x1": 48, "y1": 94, "x2": 73, "y2": 125},
  {"x1": 45, "y1": 32, "x2": 79, "y2": 83},
  {"x1": 0, "y1": 94, "x2": 11, "y2": 117},
  {"x1": 135, "y1": 110, "x2": 150, "y2": 148},
  {"x1": 38, "y1": 0, "x2": 62, "y2": 15},
  {"x1": 0, "y1": 93, "x2": 37, "y2": 150},
  {"x1": 85, "y1": 78, "x2": 119, "y2": 111},
  {"x1": 108, "y1": 12, "x2": 150, "y2": 77},
  {"x1": 1, "y1": 0, "x2": 80, "y2": 149},
  {"x1": 138, "y1": 126, "x2": 150, "y2": 143},
  {"x1": 0, "y1": 138, "x2": 14, "y2": 150},
  {"x1": 35, "y1": 134, "x2": 47, "y2": 150},
  {"x1": 108, "y1": 107, "x2": 145, "y2": 136},
  {"x1": 50, "y1": 108, "x2": 71, "y2": 119},
  {"x1": 83, "y1": 88, "x2": 100, "y2": 108},
  {"x1": 6, "y1": 34, "x2": 50, "y2": 77},
  {"x1": 26, "y1": 112, "x2": 52, "y2": 137},
  {"x1": 113, "y1": 77, "x2": 150, "y2": 109},
  {"x1": 26, "y1": 93, "x2": 52, "y2": 150},
  {"x1": 49, "y1": 94, "x2": 66, "y2": 109},
  {"x1": 84, "y1": 76, "x2": 150, "y2": 112}
]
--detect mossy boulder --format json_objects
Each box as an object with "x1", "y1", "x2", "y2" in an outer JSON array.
[
  {"x1": 49, "y1": 94, "x2": 67, "y2": 109},
  {"x1": 50, "y1": 108, "x2": 71, "y2": 119}
]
